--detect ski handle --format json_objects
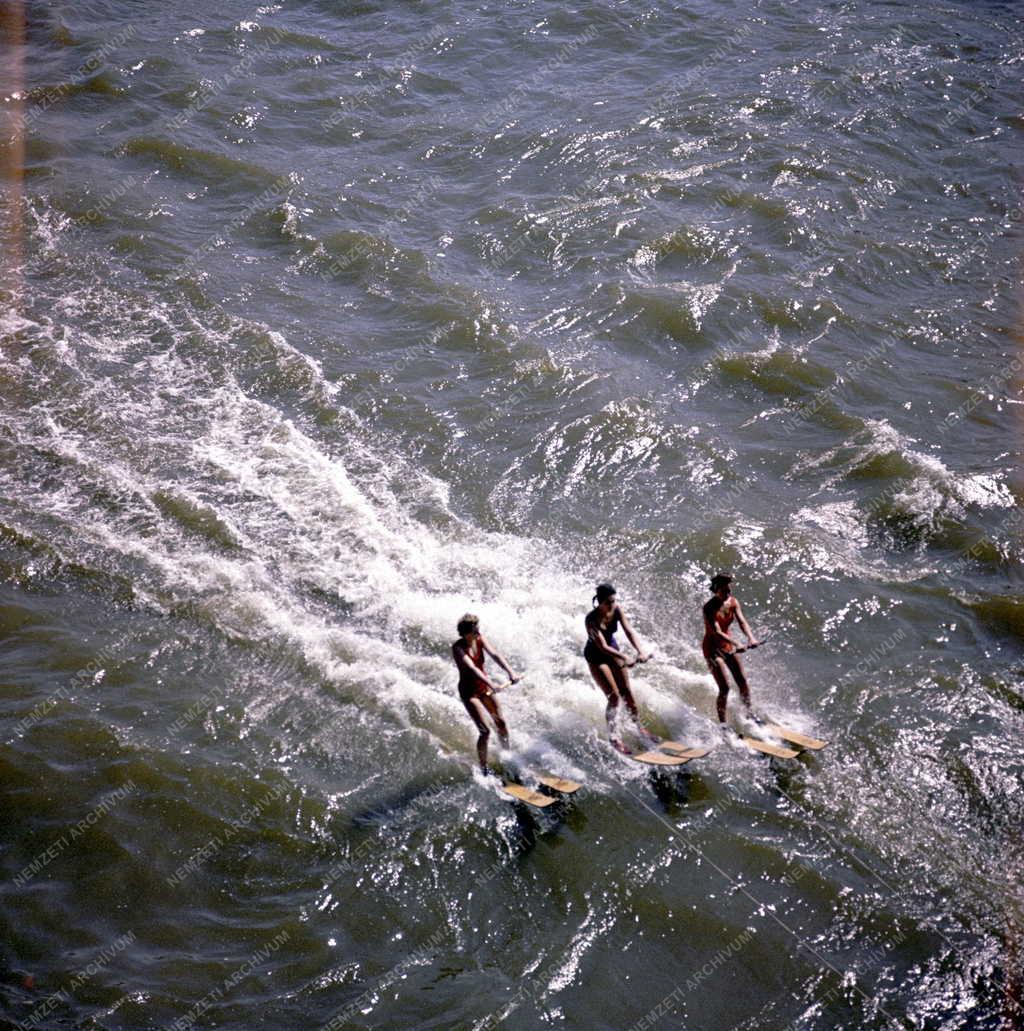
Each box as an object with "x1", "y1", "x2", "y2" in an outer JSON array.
[
  {"x1": 721, "y1": 633, "x2": 772, "y2": 655},
  {"x1": 493, "y1": 676, "x2": 525, "y2": 692},
  {"x1": 642, "y1": 633, "x2": 773, "y2": 662}
]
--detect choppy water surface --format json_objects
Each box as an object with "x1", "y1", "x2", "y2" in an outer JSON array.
[{"x1": 1, "y1": 1, "x2": 1022, "y2": 1028}]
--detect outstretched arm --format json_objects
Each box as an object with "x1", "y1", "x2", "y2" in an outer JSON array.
[
  {"x1": 617, "y1": 608, "x2": 649, "y2": 662},
  {"x1": 480, "y1": 636, "x2": 519, "y2": 684}
]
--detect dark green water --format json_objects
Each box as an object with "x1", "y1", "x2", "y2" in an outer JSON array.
[{"x1": 1, "y1": 1, "x2": 1022, "y2": 1028}]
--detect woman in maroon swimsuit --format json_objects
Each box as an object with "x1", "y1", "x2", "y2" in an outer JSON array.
[
  {"x1": 452, "y1": 613, "x2": 520, "y2": 772},
  {"x1": 702, "y1": 574, "x2": 759, "y2": 723}
]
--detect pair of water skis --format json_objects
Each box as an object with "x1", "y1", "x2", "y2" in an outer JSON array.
[
  {"x1": 438, "y1": 740, "x2": 582, "y2": 810},
  {"x1": 738, "y1": 722, "x2": 828, "y2": 759},
  {"x1": 501, "y1": 773, "x2": 581, "y2": 809},
  {"x1": 629, "y1": 740, "x2": 715, "y2": 767}
]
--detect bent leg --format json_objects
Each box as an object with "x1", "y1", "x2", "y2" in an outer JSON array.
[
  {"x1": 611, "y1": 664, "x2": 638, "y2": 719},
  {"x1": 463, "y1": 696, "x2": 492, "y2": 772},
  {"x1": 589, "y1": 663, "x2": 623, "y2": 744},
  {"x1": 612, "y1": 664, "x2": 652, "y2": 737},
  {"x1": 709, "y1": 658, "x2": 731, "y2": 723},
  {"x1": 479, "y1": 691, "x2": 510, "y2": 749},
  {"x1": 724, "y1": 653, "x2": 752, "y2": 714}
]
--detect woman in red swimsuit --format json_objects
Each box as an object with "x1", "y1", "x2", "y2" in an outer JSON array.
[
  {"x1": 702, "y1": 574, "x2": 759, "y2": 723},
  {"x1": 452, "y1": 613, "x2": 520, "y2": 773}
]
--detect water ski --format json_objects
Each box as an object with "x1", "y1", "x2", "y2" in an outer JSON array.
[
  {"x1": 740, "y1": 736, "x2": 800, "y2": 760},
  {"x1": 658, "y1": 741, "x2": 714, "y2": 760},
  {"x1": 501, "y1": 783, "x2": 558, "y2": 808},
  {"x1": 764, "y1": 724, "x2": 827, "y2": 751},
  {"x1": 535, "y1": 774, "x2": 582, "y2": 794},
  {"x1": 632, "y1": 750, "x2": 691, "y2": 767}
]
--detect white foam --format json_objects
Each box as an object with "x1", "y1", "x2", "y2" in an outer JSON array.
[{"x1": 1, "y1": 283, "x2": 631, "y2": 771}]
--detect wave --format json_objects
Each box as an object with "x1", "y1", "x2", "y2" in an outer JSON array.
[{"x1": 788, "y1": 418, "x2": 1017, "y2": 554}]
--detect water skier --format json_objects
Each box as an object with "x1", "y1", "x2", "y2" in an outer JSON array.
[
  {"x1": 702, "y1": 574, "x2": 759, "y2": 723},
  {"x1": 452, "y1": 613, "x2": 520, "y2": 773},
  {"x1": 584, "y1": 583, "x2": 653, "y2": 752}
]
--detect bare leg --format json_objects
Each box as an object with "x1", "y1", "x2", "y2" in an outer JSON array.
[
  {"x1": 478, "y1": 692, "x2": 509, "y2": 749},
  {"x1": 611, "y1": 664, "x2": 655, "y2": 739},
  {"x1": 463, "y1": 696, "x2": 493, "y2": 772},
  {"x1": 589, "y1": 663, "x2": 625, "y2": 749},
  {"x1": 709, "y1": 659, "x2": 731, "y2": 723},
  {"x1": 723, "y1": 653, "x2": 752, "y2": 715}
]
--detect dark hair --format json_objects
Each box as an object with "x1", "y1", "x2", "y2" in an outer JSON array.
[
  {"x1": 593, "y1": 583, "x2": 616, "y2": 605},
  {"x1": 709, "y1": 574, "x2": 733, "y2": 592},
  {"x1": 456, "y1": 613, "x2": 480, "y2": 636}
]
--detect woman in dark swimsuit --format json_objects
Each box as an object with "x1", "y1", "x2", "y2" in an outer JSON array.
[
  {"x1": 452, "y1": 613, "x2": 520, "y2": 773},
  {"x1": 584, "y1": 583, "x2": 652, "y2": 752},
  {"x1": 702, "y1": 574, "x2": 758, "y2": 723}
]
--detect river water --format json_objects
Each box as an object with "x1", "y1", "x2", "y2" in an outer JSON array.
[{"x1": 1, "y1": 1, "x2": 1022, "y2": 1028}]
